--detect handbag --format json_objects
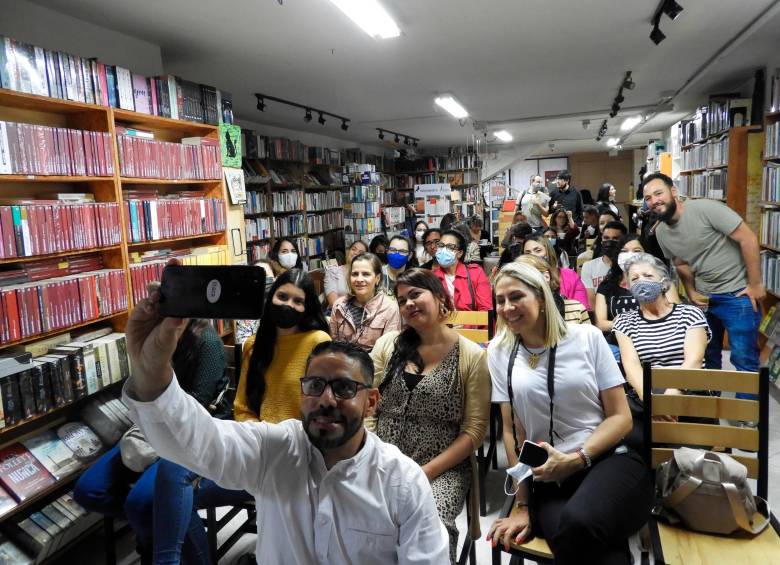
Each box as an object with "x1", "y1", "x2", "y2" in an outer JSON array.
[
  {"x1": 655, "y1": 447, "x2": 770, "y2": 535},
  {"x1": 119, "y1": 424, "x2": 158, "y2": 473}
]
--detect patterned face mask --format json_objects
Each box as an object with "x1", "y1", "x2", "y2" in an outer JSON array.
[{"x1": 630, "y1": 280, "x2": 664, "y2": 304}]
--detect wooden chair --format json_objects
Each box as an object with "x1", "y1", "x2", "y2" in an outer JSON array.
[
  {"x1": 449, "y1": 310, "x2": 490, "y2": 344},
  {"x1": 491, "y1": 495, "x2": 554, "y2": 564},
  {"x1": 642, "y1": 364, "x2": 780, "y2": 564}
]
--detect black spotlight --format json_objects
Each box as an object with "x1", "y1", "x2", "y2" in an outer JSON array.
[
  {"x1": 256, "y1": 97, "x2": 266, "y2": 111},
  {"x1": 623, "y1": 73, "x2": 636, "y2": 90},
  {"x1": 403, "y1": 136, "x2": 410, "y2": 146},
  {"x1": 304, "y1": 108, "x2": 312, "y2": 123},
  {"x1": 394, "y1": 134, "x2": 400, "y2": 143},
  {"x1": 650, "y1": 24, "x2": 666, "y2": 45},
  {"x1": 318, "y1": 112, "x2": 326, "y2": 125},
  {"x1": 341, "y1": 119, "x2": 349, "y2": 131},
  {"x1": 378, "y1": 129, "x2": 385, "y2": 140},
  {"x1": 662, "y1": 0, "x2": 683, "y2": 20},
  {"x1": 615, "y1": 93, "x2": 625, "y2": 104},
  {"x1": 412, "y1": 139, "x2": 418, "y2": 147}
]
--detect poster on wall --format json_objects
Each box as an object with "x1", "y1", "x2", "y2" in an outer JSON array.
[
  {"x1": 224, "y1": 167, "x2": 246, "y2": 205},
  {"x1": 414, "y1": 183, "x2": 451, "y2": 227},
  {"x1": 219, "y1": 123, "x2": 242, "y2": 168}
]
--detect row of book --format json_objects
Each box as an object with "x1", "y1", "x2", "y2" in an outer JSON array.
[
  {"x1": 274, "y1": 215, "x2": 306, "y2": 237},
  {"x1": 116, "y1": 132, "x2": 221, "y2": 180},
  {"x1": 243, "y1": 132, "x2": 342, "y2": 165},
  {"x1": 345, "y1": 185, "x2": 381, "y2": 202},
  {"x1": 0, "y1": 121, "x2": 114, "y2": 177},
  {"x1": 382, "y1": 207, "x2": 406, "y2": 227},
  {"x1": 305, "y1": 191, "x2": 342, "y2": 210},
  {"x1": 344, "y1": 169, "x2": 381, "y2": 184},
  {"x1": 676, "y1": 170, "x2": 727, "y2": 200},
  {"x1": 760, "y1": 305, "x2": 780, "y2": 385},
  {"x1": 397, "y1": 153, "x2": 480, "y2": 172},
  {"x1": 347, "y1": 202, "x2": 382, "y2": 218},
  {"x1": 678, "y1": 97, "x2": 751, "y2": 147},
  {"x1": 762, "y1": 164, "x2": 780, "y2": 203},
  {"x1": 128, "y1": 245, "x2": 228, "y2": 304},
  {"x1": 270, "y1": 190, "x2": 304, "y2": 213},
  {"x1": 304, "y1": 232, "x2": 343, "y2": 260},
  {"x1": 0, "y1": 35, "x2": 231, "y2": 125},
  {"x1": 123, "y1": 196, "x2": 226, "y2": 243},
  {"x1": 243, "y1": 191, "x2": 269, "y2": 216},
  {"x1": 242, "y1": 160, "x2": 343, "y2": 188},
  {"x1": 307, "y1": 211, "x2": 343, "y2": 234},
  {"x1": 765, "y1": 122, "x2": 780, "y2": 159},
  {"x1": 761, "y1": 252, "x2": 780, "y2": 298},
  {"x1": 344, "y1": 217, "x2": 381, "y2": 234},
  {"x1": 0, "y1": 201, "x2": 121, "y2": 259},
  {"x1": 760, "y1": 208, "x2": 780, "y2": 249},
  {"x1": 680, "y1": 135, "x2": 729, "y2": 171},
  {"x1": 245, "y1": 217, "x2": 271, "y2": 241}
]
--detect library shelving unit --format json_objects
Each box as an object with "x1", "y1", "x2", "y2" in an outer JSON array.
[
  {"x1": 0, "y1": 86, "x2": 232, "y2": 554},
  {"x1": 342, "y1": 165, "x2": 383, "y2": 249},
  {"x1": 759, "y1": 110, "x2": 780, "y2": 303},
  {"x1": 242, "y1": 143, "x2": 346, "y2": 269},
  {"x1": 395, "y1": 165, "x2": 482, "y2": 219}
]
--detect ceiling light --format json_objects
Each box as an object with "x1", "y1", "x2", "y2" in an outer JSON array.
[
  {"x1": 256, "y1": 97, "x2": 266, "y2": 111},
  {"x1": 662, "y1": 0, "x2": 683, "y2": 20},
  {"x1": 318, "y1": 112, "x2": 326, "y2": 125},
  {"x1": 650, "y1": 24, "x2": 666, "y2": 45},
  {"x1": 494, "y1": 130, "x2": 513, "y2": 142},
  {"x1": 606, "y1": 138, "x2": 619, "y2": 147},
  {"x1": 378, "y1": 129, "x2": 385, "y2": 140},
  {"x1": 329, "y1": 0, "x2": 400, "y2": 39},
  {"x1": 434, "y1": 94, "x2": 469, "y2": 119},
  {"x1": 621, "y1": 115, "x2": 643, "y2": 131},
  {"x1": 394, "y1": 134, "x2": 400, "y2": 143},
  {"x1": 341, "y1": 119, "x2": 349, "y2": 131},
  {"x1": 304, "y1": 108, "x2": 312, "y2": 123}
]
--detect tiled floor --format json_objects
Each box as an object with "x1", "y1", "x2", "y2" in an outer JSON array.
[{"x1": 69, "y1": 358, "x2": 780, "y2": 564}]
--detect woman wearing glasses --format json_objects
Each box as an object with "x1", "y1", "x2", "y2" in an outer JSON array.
[
  {"x1": 380, "y1": 235, "x2": 414, "y2": 294},
  {"x1": 369, "y1": 268, "x2": 490, "y2": 563},
  {"x1": 432, "y1": 230, "x2": 493, "y2": 311},
  {"x1": 330, "y1": 253, "x2": 402, "y2": 351},
  {"x1": 486, "y1": 262, "x2": 651, "y2": 564}
]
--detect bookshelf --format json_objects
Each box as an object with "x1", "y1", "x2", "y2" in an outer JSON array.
[
  {"x1": 343, "y1": 165, "x2": 382, "y2": 248},
  {"x1": 760, "y1": 110, "x2": 780, "y2": 303},
  {"x1": 0, "y1": 86, "x2": 232, "y2": 551}
]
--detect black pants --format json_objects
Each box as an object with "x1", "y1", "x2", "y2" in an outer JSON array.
[{"x1": 530, "y1": 450, "x2": 653, "y2": 565}]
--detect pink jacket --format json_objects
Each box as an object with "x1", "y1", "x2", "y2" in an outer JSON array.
[
  {"x1": 559, "y1": 267, "x2": 589, "y2": 309},
  {"x1": 329, "y1": 292, "x2": 402, "y2": 351},
  {"x1": 433, "y1": 262, "x2": 493, "y2": 311}
]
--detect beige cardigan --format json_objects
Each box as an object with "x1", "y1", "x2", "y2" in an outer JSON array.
[{"x1": 368, "y1": 330, "x2": 491, "y2": 538}]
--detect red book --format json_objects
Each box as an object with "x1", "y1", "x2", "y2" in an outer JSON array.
[
  {"x1": 0, "y1": 291, "x2": 6, "y2": 344},
  {"x1": 0, "y1": 444, "x2": 56, "y2": 502},
  {"x1": 0, "y1": 207, "x2": 15, "y2": 258}
]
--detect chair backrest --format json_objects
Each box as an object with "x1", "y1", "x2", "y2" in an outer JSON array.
[
  {"x1": 449, "y1": 310, "x2": 493, "y2": 344},
  {"x1": 642, "y1": 364, "x2": 769, "y2": 498}
]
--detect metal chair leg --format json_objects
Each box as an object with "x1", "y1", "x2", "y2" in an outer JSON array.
[
  {"x1": 103, "y1": 516, "x2": 116, "y2": 565},
  {"x1": 206, "y1": 507, "x2": 218, "y2": 565}
]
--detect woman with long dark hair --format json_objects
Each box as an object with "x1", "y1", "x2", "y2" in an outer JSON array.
[
  {"x1": 549, "y1": 209, "x2": 580, "y2": 258},
  {"x1": 234, "y1": 268, "x2": 330, "y2": 422},
  {"x1": 597, "y1": 183, "x2": 622, "y2": 220},
  {"x1": 369, "y1": 268, "x2": 490, "y2": 562},
  {"x1": 269, "y1": 237, "x2": 305, "y2": 277}
]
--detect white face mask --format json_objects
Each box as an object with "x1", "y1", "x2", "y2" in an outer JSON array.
[
  {"x1": 617, "y1": 251, "x2": 639, "y2": 272},
  {"x1": 278, "y1": 252, "x2": 298, "y2": 269},
  {"x1": 415, "y1": 230, "x2": 426, "y2": 242}
]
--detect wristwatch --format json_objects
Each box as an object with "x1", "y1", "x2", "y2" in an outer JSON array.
[{"x1": 576, "y1": 447, "x2": 592, "y2": 469}]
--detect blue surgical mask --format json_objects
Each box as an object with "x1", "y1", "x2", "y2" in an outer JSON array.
[
  {"x1": 387, "y1": 252, "x2": 409, "y2": 269},
  {"x1": 630, "y1": 280, "x2": 664, "y2": 304},
  {"x1": 435, "y1": 248, "x2": 457, "y2": 268},
  {"x1": 547, "y1": 237, "x2": 557, "y2": 247}
]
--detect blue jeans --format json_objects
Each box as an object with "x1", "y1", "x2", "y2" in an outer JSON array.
[
  {"x1": 703, "y1": 291, "x2": 761, "y2": 400},
  {"x1": 73, "y1": 445, "x2": 158, "y2": 550},
  {"x1": 153, "y1": 459, "x2": 252, "y2": 565}
]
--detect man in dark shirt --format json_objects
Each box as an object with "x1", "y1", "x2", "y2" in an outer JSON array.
[{"x1": 549, "y1": 170, "x2": 584, "y2": 224}]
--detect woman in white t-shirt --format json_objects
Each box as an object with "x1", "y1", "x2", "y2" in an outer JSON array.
[{"x1": 486, "y1": 262, "x2": 651, "y2": 564}]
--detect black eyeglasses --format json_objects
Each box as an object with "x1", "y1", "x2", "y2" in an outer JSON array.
[
  {"x1": 300, "y1": 376, "x2": 368, "y2": 400},
  {"x1": 435, "y1": 242, "x2": 459, "y2": 252},
  {"x1": 387, "y1": 247, "x2": 410, "y2": 256}
]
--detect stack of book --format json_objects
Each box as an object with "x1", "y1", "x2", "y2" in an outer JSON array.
[
  {"x1": 0, "y1": 199, "x2": 121, "y2": 259},
  {"x1": 116, "y1": 130, "x2": 221, "y2": 180},
  {"x1": 0, "y1": 35, "x2": 231, "y2": 125},
  {"x1": 762, "y1": 163, "x2": 780, "y2": 202},
  {"x1": 123, "y1": 191, "x2": 226, "y2": 243},
  {"x1": 270, "y1": 190, "x2": 304, "y2": 213},
  {"x1": 0, "y1": 121, "x2": 114, "y2": 177}
]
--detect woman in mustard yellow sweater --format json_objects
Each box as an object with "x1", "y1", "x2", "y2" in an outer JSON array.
[{"x1": 235, "y1": 268, "x2": 331, "y2": 423}]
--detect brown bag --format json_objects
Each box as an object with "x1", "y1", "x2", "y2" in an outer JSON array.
[{"x1": 656, "y1": 447, "x2": 770, "y2": 535}]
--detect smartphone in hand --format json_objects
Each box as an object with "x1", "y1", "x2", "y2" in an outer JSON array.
[
  {"x1": 518, "y1": 440, "x2": 549, "y2": 468},
  {"x1": 158, "y1": 265, "x2": 266, "y2": 319}
]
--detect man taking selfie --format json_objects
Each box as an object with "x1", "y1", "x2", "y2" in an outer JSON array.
[{"x1": 121, "y1": 278, "x2": 449, "y2": 564}]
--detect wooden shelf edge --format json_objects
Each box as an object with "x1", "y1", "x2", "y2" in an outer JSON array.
[
  {"x1": 126, "y1": 232, "x2": 223, "y2": 248},
  {"x1": 0, "y1": 174, "x2": 112, "y2": 183},
  {"x1": 679, "y1": 164, "x2": 728, "y2": 174},
  {"x1": 0, "y1": 88, "x2": 107, "y2": 114},
  {"x1": 761, "y1": 244, "x2": 780, "y2": 253},
  {"x1": 0, "y1": 311, "x2": 127, "y2": 351},
  {"x1": 111, "y1": 108, "x2": 218, "y2": 133},
  {"x1": 0, "y1": 245, "x2": 122, "y2": 265},
  {"x1": 120, "y1": 177, "x2": 222, "y2": 185}
]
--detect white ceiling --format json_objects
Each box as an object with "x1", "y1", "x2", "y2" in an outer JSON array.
[{"x1": 32, "y1": 0, "x2": 780, "y2": 153}]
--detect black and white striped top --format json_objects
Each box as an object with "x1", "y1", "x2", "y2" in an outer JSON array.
[{"x1": 612, "y1": 303, "x2": 711, "y2": 367}]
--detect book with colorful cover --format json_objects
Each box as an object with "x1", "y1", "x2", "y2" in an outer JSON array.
[
  {"x1": 0, "y1": 444, "x2": 56, "y2": 502},
  {"x1": 22, "y1": 430, "x2": 82, "y2": 480}
]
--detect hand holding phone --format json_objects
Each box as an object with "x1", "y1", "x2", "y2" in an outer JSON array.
[{"x1": 518, "y1": 440, "x2": 549, "y2": 468}]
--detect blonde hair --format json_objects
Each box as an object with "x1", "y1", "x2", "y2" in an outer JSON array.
[
  {"x1": 492, "y1": 261, "x2": 568, "y2": 351},
  {"x1": 514, "y1": 254, "x2": 561, "y2": 293},
  {"x1": 523, "y1": 235, "x2": 561, "y2": 278}
]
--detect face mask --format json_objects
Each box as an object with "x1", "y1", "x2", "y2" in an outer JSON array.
[
  {"x1": 386, "y1": 252, "x2": 409, "y2": 269},
  {"x1": 601, "y1": 240, "x2": 619, "y2": 256},
  {"x1": 271, "y1": 303, "x2": 304, "y2": 329},
  {"x1": 278, "y1": 252, "x2": 298, "y2": 269},
  {"x1": 435, "y1": 248, "x2": 457, "y2": 268},
  {"x1": 415, "y1": 230, "x2": 426, "y2": 242},
  {"x1": 376, "y1": 252, "x2": 388, "y2": 264},
  {"x1": 630, "y1": 280, "x2": 665, "y2": 304},
  {"x1": 547, "y1": 237, "x2": 557, "y2": 247},
  {"x1": 504, "y1": 461, "x2": 533, "y2": 496},
  {"x1": 533, "y1": 183, "x2": 544, "y2": 190},
  {"x1": 617, "y1": 252, "x2": 638, "y2": 272}
]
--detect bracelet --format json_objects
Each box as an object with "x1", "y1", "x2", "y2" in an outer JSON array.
[
  {"x1": 576, "y1": 448, "x2": 592, "y2": 469},
  {"x1": 514, "y1": 501, "x2": 529, "y2": 508}
]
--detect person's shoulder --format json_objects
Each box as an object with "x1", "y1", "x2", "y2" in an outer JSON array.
[
  {"x1": 332, "y1": 294, "x2": 350, "y2": 309},
  {"x1": 676, "y1": 302, "x2": 706, "y2": 320},
  {"x1": 373, "y1": 330, "x2": 400, "y2": 353},
  {"x1": 562, "y1": 322, "x2": 600, "y2": 344},
  {"x1": 302, "y1": 330, "x2": 332, "y2": 345},
  {"x1": 457, "y1": 333, "x2": 485, "y2": 358}
]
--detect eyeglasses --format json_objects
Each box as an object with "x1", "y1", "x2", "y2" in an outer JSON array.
[
  {"x1": 300, "y1": 376, "x2": 368, "y2": 400},
  {"x1": 435, "y1": 243, "x2": 459, "y2": 252},
  {"x1": 387, "y1": 247, "x2": 410, "y2": 256},
  {"x1": 424, "y1": 238, "x2": 441, "y2": 247}
]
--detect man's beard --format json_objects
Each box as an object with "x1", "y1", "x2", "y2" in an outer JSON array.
[
  {"x1": 303, "y1": 407, "x2": 363, "y2": 449},
  {"x1": 656, "y1": 198, "x2": 677, "y2": 223}
]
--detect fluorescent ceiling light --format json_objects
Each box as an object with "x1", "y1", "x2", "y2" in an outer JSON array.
[
  {"x1": 329, "y1": 0, "x2": 400, "y2": 39},
  {"x1": 435, "y1": 95, "x2": 469, "y2": 119},
  {"x1": 494, "y1": 130, "x2": 513, "y2": 142},
  {"x1": 606, "y1": 138, "x2": 620, "y2": 147},
  {"x1": 620, "y1": 116, "x2": 643, "y2": 131}
]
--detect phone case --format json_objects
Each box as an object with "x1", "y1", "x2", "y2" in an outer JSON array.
[
  {"x1": 158, "y1": 265, "x2": 265, "y2": 319},
  {"x1": 519, "y1": 441, "x2": 548, "y2": 468}
]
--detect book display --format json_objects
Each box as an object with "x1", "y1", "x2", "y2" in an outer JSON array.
[
  {"x1": 242, "y1": 130, "x2": 345, "y2": 267},
  {"x1": 342, "y1": 165, "x2": 382, "y2": 248}
]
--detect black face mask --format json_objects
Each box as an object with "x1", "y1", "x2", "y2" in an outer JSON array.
[
  {"x1": 271, "y1": 303, "x2": 304, "y2": 329},
  {"x1": 601, "y1": 240, "x2": 619, "y2": 257},
  {"x1": 376, "y1": 252, "x2": 388, "y2": 264}
]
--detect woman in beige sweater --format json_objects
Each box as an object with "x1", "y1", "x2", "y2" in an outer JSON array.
[{"x1": 369, "y1": 268, "x2": 491, "y2": 563}]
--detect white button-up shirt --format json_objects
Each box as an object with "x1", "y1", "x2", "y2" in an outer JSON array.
[{"x1": 123, "y1": 378, "x2": 450, "y2": 565}]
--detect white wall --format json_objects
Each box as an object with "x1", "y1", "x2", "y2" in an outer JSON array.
[
  {"x1": 0, "y1": 0, "x2": 164, "y2": 76},
  {"x1": 509, "y1": 157, "x2": 569, "y2": 195}
]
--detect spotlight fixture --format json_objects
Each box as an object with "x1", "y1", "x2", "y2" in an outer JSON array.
[
  {"x1": 404, "y1": 136, "x2": 411, "y2": 145},
  {"x1": 304, "y1": 108, "x2": 312, "y2": 123},
  {"x1": 622, "y1": 72, "x2": 635, "y2": 90},
  {"x1": 615, "y1": 93, "x2": 625, "y2": 104},
  {"x1": 394, "y1": 134, "x2": 400, "y2": 143},
  {"x1": 662, "y1": 0, "x2": 683, "y2": 20},
  {"x1": 377, "y1": 129, "x2": 385, "y2": 140},
  {"x1": 377, "y1": 127, "x2": 418, "y2": 146},
  {"x1": 341, "y1": 119, "x2": 349, "y2": 131},
  {"x1": 650, "y1": 23, "x2": 666, "y2": 45},
  {"x1": 318, "y1": 112, "x2": 326, "y2": 125},
  {"x1": 254, "y1": 93, "x2": 350, "y2": 131},
  {"x1": 256, "y1": 97, "x2": 266, "y2": 111}
]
